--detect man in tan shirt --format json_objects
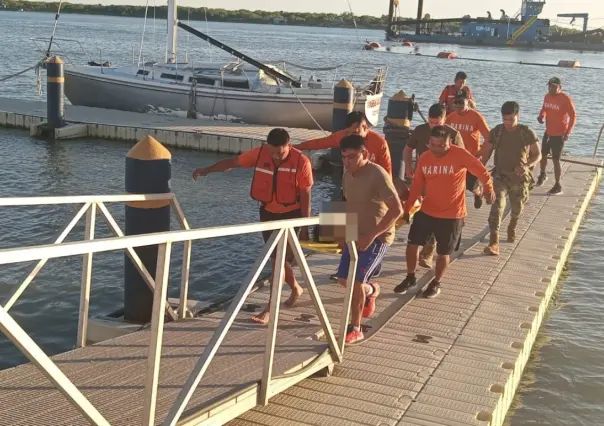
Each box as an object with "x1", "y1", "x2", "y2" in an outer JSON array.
[{"x1": 335, "y1": 134, "x2": 403, "y2": 344}]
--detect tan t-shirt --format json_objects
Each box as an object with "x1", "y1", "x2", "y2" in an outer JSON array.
[
  {"x1": 343, "y1": 162, "x2": 399, "y2": 245},
  {"x1": 490, "y1": 124, "x2": 538, "y2": 174},
  {"x1": 407, "y1": 123, "x2": 465, "y2": 158}
]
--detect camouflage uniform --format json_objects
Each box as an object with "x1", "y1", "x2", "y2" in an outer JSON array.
[
  {"x1": 488, "y1": 171, "x2": 531, "y2": 235},
  {"x1": 486, "y1": 124, "x2": 536, "y2": 248}
]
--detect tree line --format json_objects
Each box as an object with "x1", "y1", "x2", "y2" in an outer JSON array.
[{"x1": 2, "y1": 1, "x2": 393, "y2": 29}]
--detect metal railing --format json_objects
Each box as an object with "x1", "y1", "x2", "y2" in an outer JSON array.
[
  {"x1": 0, "y1": 193, "x2": 357, "y2": 426},
  {"x1": 593, "y1": 123, "x2": 604, "y2": 159}
]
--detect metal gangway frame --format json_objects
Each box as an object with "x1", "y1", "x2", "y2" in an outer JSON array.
[{"x1": 0, "y1": 193, "x2": 358, "y2": 426}]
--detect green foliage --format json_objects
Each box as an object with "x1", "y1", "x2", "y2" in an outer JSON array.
[{"x1": 2, "y1": 0, "x2": 392, "y2": 29}]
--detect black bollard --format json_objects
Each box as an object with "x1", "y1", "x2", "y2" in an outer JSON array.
[
  {"x1": 329, "y1": 79, "x2": 355, "y2": 167},
  {"x1": 383, "y1": 90, "x2": 414, "y2": 179},
  {"x1": 46, "y1": 56, "x2": 65, "y2": 130},
  {"x1": 124, "y1": 135, "x2": 172, "y2": 323}
]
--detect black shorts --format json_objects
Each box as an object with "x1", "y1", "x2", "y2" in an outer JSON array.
[
  {"x1": 259, "y1": 207, "x2": 302, "y2": 262},
  {"x1": 542, "y1": 133, "x2": 565, "y2": 160},
  {"x1": 466, "y1": 172, "x2": 478, "y2": 192},
  {"x1": 408, "y1": 211, "x2": 464, "y2": 256}
]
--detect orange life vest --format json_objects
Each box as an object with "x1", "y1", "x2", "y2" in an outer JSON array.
[{"x1": 250, "y1": 145, "x2": 302, "y2": 206}]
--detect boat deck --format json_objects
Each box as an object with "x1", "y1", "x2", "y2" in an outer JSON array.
[
  {"x1": 0, "y1": 96, "x2": 326, "y2": 153},
  {"x1": 0, "y1": 159, "x2": 600, "y2": 425}
]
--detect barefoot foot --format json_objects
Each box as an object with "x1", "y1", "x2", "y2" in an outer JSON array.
[
  {"x1": 284, "y1": 284, "x2": 303, "y2": 308},
  {"x1": 251, "y1": 310, "x2": 270, "y2": 325}
]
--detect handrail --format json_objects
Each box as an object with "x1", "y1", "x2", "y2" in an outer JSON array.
[
  {"x1": 0, "y1": 193, "x2": 173, "y2": 207},
  {"x1": 0, "y1": 193, "x2": 355, "y2": 426},
  {"x1": 0, "y1": 216, "x2": 329, "y2": 265},
  {"x1": 594, "y1": 123, "x2": 604, "y2": 159}
]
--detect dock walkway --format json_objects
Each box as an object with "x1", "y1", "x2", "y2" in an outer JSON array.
[
  {"x1": 0, "y1": 96, "x2": 325, "y2": 153},
  {"x1": 0, "y1": 159, "x2": 600, "y2": 426}
]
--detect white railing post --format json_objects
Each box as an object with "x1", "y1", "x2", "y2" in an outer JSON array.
[
  {"x1": 287, "y1": 229, "x2": 342, "y2": 363},
  {"x1": 0, "y1": 306, "x2": 110, "y2": 425},
  {"x1": 143, "y1": 242, "x2": 172, "y2": 426},
  {"x1": 77, "y1": 203, "x2": 96, "y2": 348},
  {"x1": 338, "y1": 241, "x2": 358, "y2": 355},
  {"x1": 259, "y1": 229, "x2": 288, "y2": 406},
  {"x1": 162, "y1": 229, "x2": 285, "y2": 426},
  {"x1": 171, "y1": 197, "x2": 192, "y2": 319}
]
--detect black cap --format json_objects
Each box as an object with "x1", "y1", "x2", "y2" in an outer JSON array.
[
  {"x1": 454, "y1": 89, "x2": 468, "y2": 99},
  {"x1": 548, "y1": 77, "x2": 562, "y2": 86}
]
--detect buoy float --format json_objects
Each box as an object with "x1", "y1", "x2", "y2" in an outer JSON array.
[
  {"x1": 363, "y1": 41, "x2": 381, "y2": 50},
  {"x1": 558, "y1": 60, "x2": 580, "y2": 68},
  {"x1": 402, "y1": 41, "x2": 413, "y2": 46},
  {"x1": 437, "y1": 51, "x2": 457, "y2": 59}
]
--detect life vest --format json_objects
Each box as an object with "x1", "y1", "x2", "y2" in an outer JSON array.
[
  {"x1": 250, "y1": 145, "x2": 302, "y2": 206},
  {"x1": 443, "y1": 85, "x2": 470, "y2": 111}
]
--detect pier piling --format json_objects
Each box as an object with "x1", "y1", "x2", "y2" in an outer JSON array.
[
  {"x1": 329, "y1": 79, "x2": 354, "y2": 167},
  {"x1": 124, "y1": 136, "x2": 172, "y2": 323},
  {"x1": 46, "y1": 56, "x2": 65, "y2": 130},
  {"x1": 383, "y1": 90, "x2": 413, "y2": 179}
]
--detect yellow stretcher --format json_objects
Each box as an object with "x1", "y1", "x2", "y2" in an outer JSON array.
[{"x1": 299, "y1": 200, "x2": 422, "y2": 255}]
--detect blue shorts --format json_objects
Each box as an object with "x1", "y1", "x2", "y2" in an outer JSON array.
[{"x1": 336, "y1": 238, "x2": 389, "y2": 284}]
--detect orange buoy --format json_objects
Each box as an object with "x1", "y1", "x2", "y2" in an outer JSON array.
[
  {"x1": 363, "y1": 41, "x2": 381, "y2": 50},
  {"x1": 402, "y1": 41, "x2": 413, "y2": 46},
  {"x1": 437, "y1": 51, "x2": 457, "y2": 59},
  {"x1": 558, "y1": 60, "x2": 580, "y2": 68}
]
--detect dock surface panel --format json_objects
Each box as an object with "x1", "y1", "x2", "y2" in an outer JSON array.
[
  {"x1": 228, "y1": 159, "x2": 600, "y2": 426},
  {"x1": 0, "y1": 159, "x2": 599, "y2": 426}
]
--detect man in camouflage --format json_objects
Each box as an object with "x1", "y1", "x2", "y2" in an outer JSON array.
[{"x1": 480, "y1": 101, "x2": 542, "y2": 255}]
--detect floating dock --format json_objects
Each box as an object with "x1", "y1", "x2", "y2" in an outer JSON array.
[
  {"x1": 0, "y1": 96, "x2": 326, "y2": 153},
  {"x1": 0, "y1": 149, "x2": 600, "y2": 426}
]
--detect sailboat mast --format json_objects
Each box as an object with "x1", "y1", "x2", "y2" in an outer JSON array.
[{"x1": 166, "y1": 0, "x2": 177, "y2": 63}]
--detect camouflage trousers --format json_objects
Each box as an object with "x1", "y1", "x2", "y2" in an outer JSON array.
[{"x1": 488, "y1": 174, "x2": 530, "y2": 233}]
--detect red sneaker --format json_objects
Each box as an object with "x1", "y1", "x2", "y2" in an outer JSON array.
[
  {"x1": 345, "y1": 328, "x2": 364, "y2": 344},
  {"x1": 362, "y1": 283, "x2": 380, "y2": 318}
]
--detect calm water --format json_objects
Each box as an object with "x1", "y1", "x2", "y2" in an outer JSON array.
[{"x1": 0, "y1": 11, "x2": 603, "y2": 425}]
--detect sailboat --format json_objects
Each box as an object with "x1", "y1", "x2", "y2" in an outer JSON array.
[{"x1": 62, "y1": 2, "x2": 388, "y2": 131}]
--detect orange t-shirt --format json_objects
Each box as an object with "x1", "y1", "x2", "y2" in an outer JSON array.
[
  {"x1": 297, "y1": 129, "x2": 393, "y2": 176},
  {"x1": 538, "y1": 92, "x2": 577, "y2": 137},
  {"x1": 238, "y1": 146, "x2": 314, "y2": 214},
  {"x1": 439, "y1": 85, "x2": 474, "y2": 114},
  {"x1": 405, "y1": 145, "x2": 493, "y2": 219},
  {"x1": 445, "y1": 109, "x2": 490, "y2": 155}
]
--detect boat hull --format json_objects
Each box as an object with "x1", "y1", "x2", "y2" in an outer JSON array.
[{"x1": 64, "y1": 69, "x2": 383, "y2": 131}]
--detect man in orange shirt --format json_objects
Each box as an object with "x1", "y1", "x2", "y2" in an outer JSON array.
[
  {"x1": 294, "y1": 111, "x2": 392, "y2": 176},
  {"x1": 395, "y1": 126, "x2": 494, "y2": 298},
  {"x1": 445, "y1": 90, "x2": 490, "y2": 208},
  {"x1": 536, "y1": 77, "x2": 577, "y2": 195},
  {"x1": 439, "y1": 71, "x2": 477, "y2": 115},
  {"x1": 192, "y1": 128, "x2": 314, "y2": 324}
]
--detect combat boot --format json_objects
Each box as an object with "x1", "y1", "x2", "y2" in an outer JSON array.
[
  {"x1": 484, "y1": 232, "x2": 500, "y2": 256},
  {"x1": 507, "y1": 218, "x2": 519, "y2": 243},
  {"x1": 419, "y1": 243, "x2": 435, "y2": 268}
]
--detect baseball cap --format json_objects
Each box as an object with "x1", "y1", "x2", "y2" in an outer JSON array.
[
  {"x1": 548, "y1": 77, "x2": 562, "y2": 86},
  {"x1": 454, "y1": 90, "x2": 468, "y2": 99}
]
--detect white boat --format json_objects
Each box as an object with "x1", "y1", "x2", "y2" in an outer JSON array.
[{"x1": 54, "y1": 1, "x2": 388, "y2": 131}]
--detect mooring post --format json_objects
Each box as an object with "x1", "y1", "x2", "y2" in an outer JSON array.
[
  {"x1": 124, "y1": 136, "x2": 172, "y2": 323},
  {"x1": 329, "y1": 79, "x2": 355, "y2": 167},
  {"x1": 383, "y1": 90, "x2": 414, "y2": 179},
  {"x1": 46, "y1": 56, "x2": 65, "y2": 130}
]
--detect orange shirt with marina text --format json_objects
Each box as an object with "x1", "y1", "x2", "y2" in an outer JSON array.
[
  {"x1": 445, "y1": 109, "x2": 490, "y2": 156},
  {"x1": 538, "y1": 92, "x2": 577, "y2": 137},
  {"x1": 405, "y1": 145, "x2": 493, "y2": 219},
  {"x1": 296, "y1": 129, "x2": 393, "y2": 176}
]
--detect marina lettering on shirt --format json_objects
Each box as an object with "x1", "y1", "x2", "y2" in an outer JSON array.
[
  {"x1": 422, "y1": 165, "x2": 456, "y2": 175},
  {"x1": 538, "y1": 92, "x2": 577, "y2": 137},
  {"x1": 445, "y1": 109, "x2": 490, "y2": 156}
]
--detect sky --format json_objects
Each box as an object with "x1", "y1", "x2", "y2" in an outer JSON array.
[{"x1": 63, "y1": 0, "x2": 604, "y2": 28}]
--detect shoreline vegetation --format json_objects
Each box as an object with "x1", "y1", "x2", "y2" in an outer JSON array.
[{"x1": 1, "y1": 1, "x2": 579, "y2": 36}]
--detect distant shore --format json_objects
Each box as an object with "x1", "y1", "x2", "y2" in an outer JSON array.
[{"x1": 2, "y1": 1, "x2": 395, "y2": 30}]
